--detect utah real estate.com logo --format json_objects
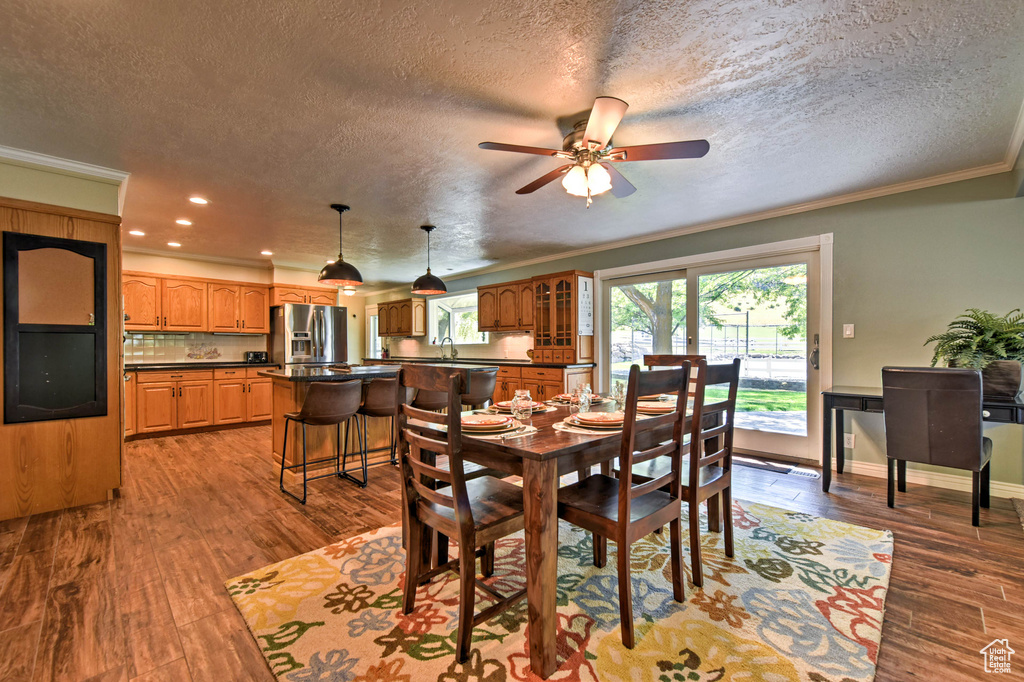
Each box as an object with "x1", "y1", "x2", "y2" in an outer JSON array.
[{"x1": 981, "y1": 639, "x2": 1014, "y2": 674}]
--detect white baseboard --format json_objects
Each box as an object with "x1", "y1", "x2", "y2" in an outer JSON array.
[{"x1": 843, "y1": 460, "x2": 1024, "y2": 499}]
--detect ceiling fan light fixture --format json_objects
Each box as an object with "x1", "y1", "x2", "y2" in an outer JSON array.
[
  {"x1": 318, "y1": 204, "x2": 364, "y2": 287},
  {"x1": 561, "y1": 165, "x2": 589, "y2": 197},
  {"x1": 411, "y1": 225, "x2": 447, "y2": 295},
  {"x1": 586, "y1": 163, "x2": 613, "y2": 195}
]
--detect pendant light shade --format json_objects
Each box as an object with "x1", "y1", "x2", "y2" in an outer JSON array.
[
  {"x1": 411, "y1": 225, "x2": 447, "y2": 295},
  {"x1": 318, "y1": 203, "x2": 364, "y2": 286}
]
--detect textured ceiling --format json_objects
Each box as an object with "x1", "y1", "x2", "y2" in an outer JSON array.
[{"x1": 2, "y1": 0, "x2": 1023, "y2": 287}]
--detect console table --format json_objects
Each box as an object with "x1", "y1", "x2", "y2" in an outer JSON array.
[{"x1": 822, "y1": 386, "x2": 1024, "y2": 492}]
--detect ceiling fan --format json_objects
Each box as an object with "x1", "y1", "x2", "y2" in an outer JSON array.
[{"x1": 479, "y1": 96, "x2": 710, "y2": 207}]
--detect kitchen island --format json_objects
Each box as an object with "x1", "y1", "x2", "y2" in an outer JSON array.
[{"x1": 259, "y1": 363, "x2": 500, "y2": 476}]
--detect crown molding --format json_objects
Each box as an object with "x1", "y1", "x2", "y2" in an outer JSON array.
[
  {"x1": 121, "y1": 246, "x2": 272, "y2": 270},
  {"x1": 0, "y1": 144, "x2": 128, "y2": 184},
  {"x1": 428, "y1": 159, "x2": 1014, "y2": 287}
]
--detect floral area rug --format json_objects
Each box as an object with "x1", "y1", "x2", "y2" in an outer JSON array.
[{"x1": 226, "y1": 501, "x2": 892, "y2": 682}]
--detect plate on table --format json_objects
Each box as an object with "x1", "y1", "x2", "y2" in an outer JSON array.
[
  {"x1": 640, "y1": 394, "x2": 671, "y2": 401},
  {"x1": 636, "y1": 401, "x2": 675, "y2": 414},
  {"x1": 461, "y1": 414, "x2": 514, "y2": 431},
  {"x1": 573, "y1": 411, "x2": 625, "y2": 426},
  {"x1": 494, "y1": 400, "x2": 546, "y2": 412},
  {"x1": 565, "y1": 415, "x2": 624, "y2": 431},
  {"x1": 551, "y1": 394, "x2": 605, "y2": 404},
  {"x1": 463, "y1": 418, "x2": 523, "y2": 436}
]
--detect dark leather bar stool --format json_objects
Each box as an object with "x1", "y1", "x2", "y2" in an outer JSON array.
[
  {"x1": 279, "y1": 381, "x2": 363, "y2": 504},
  {"x1": 340, "y1": 376, "x2": 402, "y2": 487},
  {"x1": 460, "y1": 369, "x2": 498, "y2": 410}
]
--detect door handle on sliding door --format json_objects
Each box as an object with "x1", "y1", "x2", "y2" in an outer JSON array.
[{"x1": 809, "y1": 333, "x2": 820, "y2": 370}]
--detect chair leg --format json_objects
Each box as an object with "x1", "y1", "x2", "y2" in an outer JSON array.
[
  {"x1": 592, "y1": 533, "x2": 607, "y2": 568},
  {"x1": 669, "y1": 518, "x2": 684, "y2": 603},
  {"x1": 616, "y1": 538, "x2": 635, "y2": 648},
  {"x1": 886, "y1": 459, "x2": 895, "y2": 509},
  {"x1": 389, "y1": 415, "x2": 398, "y2": 465},
  {"x1": 980, "y1": 462, "x2": 990, "y2": 508},
  {"x1": 335, "y1": 422, "x2": 342, "y2": 475},
  {"x1": 897, "y1": 460, "x2": 907, "y2": 492},
  {"x1": 576, "y1": 467, "x2": 589, "y2": 483},
  {"x1": 972, "y1": 470, "x2": 981, "y2": 527},
  {"x1": 359, "y1": 415, "x2": 369, "y2": 484},
  {"x1": 722, "y1": 485, "x2": 734, "y2": 558},
  {"x1": 435, "y1": 531, "x2": 449, "y2": 567},
  {"x1": 707, "y1": 492, "x2": 722, "y2": 533},
  {"x1": 481, "y1": 542, "x2": 495, "y2": 578},
  {"x1": 279, "y1": 417, "x2": 290, "y2": 494},
  {"x1": 688, "y1": 500, "x2": 703, "y2": 587},
  {"x1": 456, "y1": 542, "x2": 477, "y2": 663},
  {"x1": 300, "y1": 424, "x2": 308, "y2": 504},
  {"x1": 402, "y1": 517, "x2": 423, "y2": 614}
]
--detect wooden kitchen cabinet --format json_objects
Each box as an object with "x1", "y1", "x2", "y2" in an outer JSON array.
[
  {"x1": 241, "y1": 286, "x2": 270, "y2": 333},
  {"x1": 208, "y1": 283, "x2": 241, "y2": 332},
  {"x1": 247, "y1": 378, "x2": 272, "y2": 421},
  {"x1": 123, "y1": 275, "x2": 161, "y2": 331},
  {"x1": 307, "y1": 290, "x2": 337, "y2": 306},
  {"x1": 214, "y1": 376, "x2": 247, "y2": 424},
  {"x1": 477, "y1": 287, "x2": 498, "y2": 332},
  {"x1": 162, "y1": 279, "x2": 208, "y2": 331},
  {"x1": 136, "y1": 382, "x2": 177, "y2": 433},
  {"x1": 377, "y1": 298, "x2": 425, "y2": 337},
  {"x1": 271, "y1": 286, "x2": 307, "y2": 305},
  {"x1": 532, "y1": 270, "x2": 593, "y2": 364},
  {"x1": 496, "y1": 283, "x2": 519, "y2": 331},
  {"x1": 177, "y1": 380, "x2": 214, "y2": 429},
  {"x1": 271, "y1": 285, "x2": 338, "y2": 307},
  {"x1": 518, "y1": 281, "x2": 534, "y2": 328},
  {"x1": 124, "y1": 372, "x2": 136, "y2": 437}
]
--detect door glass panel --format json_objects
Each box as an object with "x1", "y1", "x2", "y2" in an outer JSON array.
[
  {"x1": 608, "y1": 276, "x2": 687, "y2": 383},
  {"x1": 697, "y1": 264, "x2": 807, "y2": 436}
]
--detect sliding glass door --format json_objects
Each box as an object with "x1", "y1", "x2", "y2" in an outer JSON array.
[{"x1": 605, "y1": 252, "x2": 821, "y2": 460}]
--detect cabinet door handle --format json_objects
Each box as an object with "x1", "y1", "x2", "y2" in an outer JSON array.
[
  {"x1": 178, "y1": 387, "x2": 182, "y2": 397},
  {"x1": 242, "y1": 320, "x2": 245, "y2": 329},
  {"x1": 163, "y1": 316, "x2": 167, "y2": 326}
]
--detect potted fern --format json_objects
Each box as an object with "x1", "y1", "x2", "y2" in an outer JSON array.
[{"x1": 925, "y1": 308, "x2": 1024, "y2": 399}]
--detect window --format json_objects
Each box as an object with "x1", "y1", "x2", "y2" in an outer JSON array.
[{"x1": 428, "y1": 293, "x2": 488, "y2": 345}]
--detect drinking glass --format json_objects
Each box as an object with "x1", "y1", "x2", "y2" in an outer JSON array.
[
  {"x1": 511, "y1": 389, "x2": 533, "y2": 422},
  {"x1": 579, "y1": 383, "x2": 592, "y2": 413},
  {"x1": 612, "y1": 380, "x2": 626, "y2": 409},
  {"x1": 568, "y1": 387, "x2": 582, "y2": 415}
]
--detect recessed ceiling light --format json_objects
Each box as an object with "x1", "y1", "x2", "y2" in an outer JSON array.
[
  {"x1": 167, "y1": 242, "x2": 181, "y2": 247},
  {"x1": 260, "y1": 250, "x2": 273, "y2": 256},
  {"x1": 189, "y1": 197, "x2": 208, "y2": 205},
  {"x1": 128, "y1": 230, "x2": 145, "y2": 236},
  {"x1": 175, "y1": 219, "x2": 192, "y2": 226}
]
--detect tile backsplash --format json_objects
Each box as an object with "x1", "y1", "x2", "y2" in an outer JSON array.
[
  {"x1": 124, "y1": 332, "x2": 268, "y2": 364},
  {"x1": 383, "y1": 331, "x2": 534, "y2": 361}
]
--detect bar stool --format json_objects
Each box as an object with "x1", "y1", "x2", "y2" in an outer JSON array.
[
  {"x1": 279, "y1": 381, "x2": 363, "y2": 504},
  {"x1": 460, "y1": 369, "x2": 498, "y2": 410},
  {"x1": 340, "y1": 376, "x2": 402, "y2": 487}
]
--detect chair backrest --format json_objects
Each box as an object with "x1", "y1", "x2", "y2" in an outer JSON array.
[
  {"x1": 361, "y1": 376, "x2": 401, "y2": 417},
  {"x1": 881, "y1": 367, "x2": 985, "y2": 470},
  {"x1": 297, "y1": 381, "x2": 362, "y2": 425},
  {"x1": 399, "y1": 365, "x2": 475, "y2": 531},
  {"x1": 616, "y1": 363, "x2": 691, "y2": 521},
  {"x1": 687, "y1": 359, "x2": 741, "y2": 488},
  {"x1": 644, "y1": 354, "x2": 706, "y2": 369},
  {"x1": 461, "y1": 368, "x2": 498, "y2": 407}
]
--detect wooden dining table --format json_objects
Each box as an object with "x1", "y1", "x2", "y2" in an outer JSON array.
[{"x1": 415, "y1": 400, "x2": 719, "y2": 679}]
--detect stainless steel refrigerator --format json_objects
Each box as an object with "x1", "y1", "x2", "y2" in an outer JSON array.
[{"x1": 271, "y1": 303, "x2": 348, "y2": 366}]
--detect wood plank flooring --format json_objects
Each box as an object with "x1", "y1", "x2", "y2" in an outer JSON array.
[{"x1": 1, "y1": 425, "x2": 1022, "y2": 681}]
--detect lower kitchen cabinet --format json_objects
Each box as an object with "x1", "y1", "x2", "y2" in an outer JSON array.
[
  {"x1": 124, "y1": 372, "x2": 136, "y2": 437},
  {"x1": 131, "y1": 367, "x2": 273, "y2": 437},
  {"x1": 492, "y1": 365, "x2": 593, "y2": 403}
]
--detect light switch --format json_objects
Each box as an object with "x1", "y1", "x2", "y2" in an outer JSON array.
[{"x1": 843, "y1": 324, "x2": 855, "y2": 338}]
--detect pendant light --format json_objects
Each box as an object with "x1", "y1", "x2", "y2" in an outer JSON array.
[
  {"x1": 411, "y1": 225, "x2": 447, "y2": 295},
  {"x1": 318, "y1": 203, "x2": 363, "y2": 286}
]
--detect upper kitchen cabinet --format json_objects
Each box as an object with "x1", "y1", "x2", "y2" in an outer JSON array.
[
  {"x1": 271, "y1": 285, "x2": 338, "y2": 306},
  {"x1": 123, "y1": 275, "x2": 162, "y2": 331},
  {"x1": 240, "y1": 286, "x2": 270, "y2": 333},
  {"x1": 208, "y1": 283, "x2": 241, "y2": 332},
  {"x1": 477, "y1": 286, "x2": 498, "y2": 332},
  {"x1": 161, "y1": 279, "x2": 207, "y2": 331},
  {"x1": 476, "y1": 279, "x2": 533, "y2": 332},
  {"x1": 532, "y1": 270, "x2": 594, "y2": 364},
  {"x1": 377, "y1": 298, "x2": 425, "y2": 337}
]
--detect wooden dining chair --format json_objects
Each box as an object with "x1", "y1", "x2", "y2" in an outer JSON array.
[
  {"x1": 626, "y1": 358, "x2": 741, "y2": 587},
  {"x1": 398, "y1": 365, "x2": 527, "y2": 663},
  {"x1": 643, "y1": 353, "x2": 706, "y2": 369},
  {"x1": 557, "y1": 363, "x2": 690, "y2": 648}
]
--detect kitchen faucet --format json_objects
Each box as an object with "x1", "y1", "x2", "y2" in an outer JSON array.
[{"x1": 439, "y1": 336, "x2": 458, "y2": 361}]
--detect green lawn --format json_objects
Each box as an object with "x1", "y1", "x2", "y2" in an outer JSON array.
[{"x1": 705, "y1": 386, "x2": 805, "y2": 412}]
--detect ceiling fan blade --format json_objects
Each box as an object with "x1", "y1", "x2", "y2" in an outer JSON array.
[
  {"x1": 608, "y1": 139, "x2": 710, "y2": 161},
  {"x1": 479, "y1": 142, "x2": 563, "y2": 156},
  {"x1": 515, "y1": 165, "x2": 573, "y2": 194},
  {"x1": 600, "y1": 163, "x2": 636, "y2": 198},
  {"x1": 583, "y1": 96, "x2": 629, "y2": 149}
]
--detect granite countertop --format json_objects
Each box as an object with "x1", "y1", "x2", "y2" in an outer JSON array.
[
  {"x1": 363, "y1": 357, "x2": 596, "y2": 369},
  {"x1": 126, "y1": 361, "x2": 280, "y2": 371},
  {"x1": 261, "y1": 362, "x2": 501, "y2": 382}
]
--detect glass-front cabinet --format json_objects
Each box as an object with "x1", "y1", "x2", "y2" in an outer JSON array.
[{"x1": 532, "y1": 270, "x2": 593, "y2": 364}]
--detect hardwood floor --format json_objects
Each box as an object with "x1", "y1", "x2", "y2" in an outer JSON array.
[{"x1": 0, "y1": 425, "x2": 1022, "y2": 681}]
